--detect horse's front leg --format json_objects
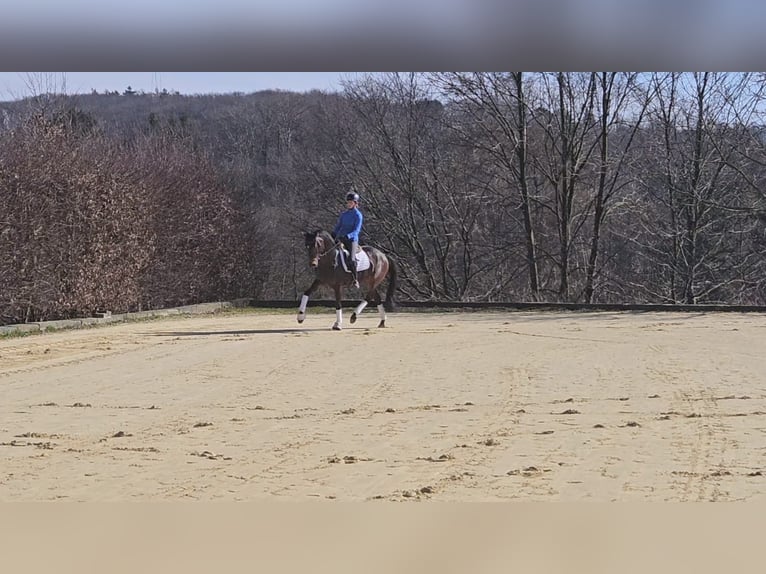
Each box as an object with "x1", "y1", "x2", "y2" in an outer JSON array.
[
  {"x1": 297, "y1": 279, "x2": 321, "y2": 324},
  {"x1": 332, "y1": 285, "x2": 343, "y2": 331}
]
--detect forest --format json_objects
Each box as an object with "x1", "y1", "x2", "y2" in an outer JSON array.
[{"x1": 2, "y1": 72, "x2": 766, "y2": 326}]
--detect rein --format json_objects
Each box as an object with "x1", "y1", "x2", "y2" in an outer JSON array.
[{"x1": 316, "y1": 239, "x2": 342, "y2": 262}]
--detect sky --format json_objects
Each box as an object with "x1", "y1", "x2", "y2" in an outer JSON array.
[
  {"x1": 0, "y1": 2, "x2": 762, "y2": 71},
  {"x1": 0, "y1": 72, "x2": 352, "y2": 100},
  {"x1": 0, "y1": 1, "x2": 502, "y2": 70}
]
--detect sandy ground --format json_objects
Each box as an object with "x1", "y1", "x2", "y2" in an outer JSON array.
[{"x1": 1, "y1": 308, "x2": 765, "y2": 501}]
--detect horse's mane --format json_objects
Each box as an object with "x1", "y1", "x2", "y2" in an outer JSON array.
[
  {"x1": 306, "y1": 229, "x2": 336, "y2": 254},
  {"x1": 315, "y1": 229, "x2": 334, "y2": 244}
]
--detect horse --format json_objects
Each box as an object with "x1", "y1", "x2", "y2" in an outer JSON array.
[{"x1": 297, "y1": 229, "x2": 397, "y2": 330}]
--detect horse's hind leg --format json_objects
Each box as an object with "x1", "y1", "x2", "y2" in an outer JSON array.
[
  {"x1": 350, "y1": 297, "x2": 370, "y2": 324},
  {"x1": 377, "y1": 303, "x2": 387, "y2": 328},
  {"x1": 368, "y1": 289, "x2": 387, "y2": 328}
]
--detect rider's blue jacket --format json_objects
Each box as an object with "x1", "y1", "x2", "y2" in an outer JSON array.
[{"x1": 333, "y1": 207, "x2": 363, "y2": 242}]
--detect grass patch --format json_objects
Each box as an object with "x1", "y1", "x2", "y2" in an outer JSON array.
[
  {"x1": 219, "y1": 306, "x2": 298, "y2": 316},
  {"x1": 0, "y1": 329, "x2": 35, "y2": 340},
  {"x1": 0, "y1": 304, "x2": 336, "y2": 340}
]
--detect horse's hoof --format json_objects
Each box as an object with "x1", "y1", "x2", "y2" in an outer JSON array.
[
  {"x1": 378, "y1": 320, "x2": 386, "y2": 328},
  {"x1": 332, "y1": 323, "x2": 342, "y2": 331},
  {"x1": 297, "y1": 314, "x2": 305, "y2": 324},
  {"x1": 350, "y1": 313, "x2": 357, "y2": 324}
]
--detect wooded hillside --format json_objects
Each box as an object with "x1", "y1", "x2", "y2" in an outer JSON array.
[{"x1": 2, "y1": 72, "x2": 766, "y2": 325}]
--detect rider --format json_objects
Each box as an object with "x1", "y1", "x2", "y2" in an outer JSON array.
[{"x1": 333, "y1": 191, "x2": 363, "y2": 288}]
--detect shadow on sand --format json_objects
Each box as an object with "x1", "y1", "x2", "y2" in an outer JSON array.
[{"x1": 150, "y1": 327, "x2": 331, "y2": 337}]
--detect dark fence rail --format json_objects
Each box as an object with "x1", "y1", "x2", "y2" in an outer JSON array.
[{"x1": 248, "y1": 300, "x2": 766, "y2": 313}]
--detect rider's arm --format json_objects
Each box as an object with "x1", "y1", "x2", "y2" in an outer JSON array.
[{"x1": 350, "y1": 211, "x2": 363, "y2": 239}]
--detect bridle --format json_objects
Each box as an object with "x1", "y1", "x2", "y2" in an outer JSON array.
[{"x1": 310, "y1": 235, "x2": 341, "y2": 267}]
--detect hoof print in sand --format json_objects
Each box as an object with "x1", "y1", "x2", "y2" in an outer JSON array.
[
  {"x1": 113, "y1": 446, "x2": 160, "y2": 453},
  {"x1": 400, "y1": 486, "x2": 434, "y2": 499},
  {"x1": 15, "y1": 432, "x2": 62, "y2": 439},
  {"x1": 190, "y1": 450, "x2": 231, "y2": 461},
  {"x1": 1, "y1": 440, "x2": 55, "y2": 449},
  {"x1": 328, "y1": 455, "x2": 371, "y2": 464},
  {"x1": 709, "y1": 469, "x2": 732, "y2": 477},
  {"x1": 417, "y1": 454, "x2": 454, "y2": 463},
  {"x1": 480, "y1": 438, "x2": 500, "y2": 446},
  {"x1": 507, "y1": 466, "x2": 549, "y2": 477}
]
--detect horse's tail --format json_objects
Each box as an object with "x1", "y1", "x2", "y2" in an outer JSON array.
[{"x1": 384, "y1": 255, "x2": 398, "y2": 312}]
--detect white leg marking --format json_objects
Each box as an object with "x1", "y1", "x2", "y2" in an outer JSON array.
[
  {"x1": 333, "y1": 308, "x2": 343, "y2": 330},
  {"x1": 297, "y1": 294, "x2": 309, "y2": 323}
]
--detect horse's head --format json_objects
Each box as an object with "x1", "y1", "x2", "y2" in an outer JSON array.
[{"x1": 303, "y1": 229, "x2": 331, "y2": 269}]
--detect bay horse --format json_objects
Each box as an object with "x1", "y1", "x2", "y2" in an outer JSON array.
[{"x1": 297, "y1": 230, "x2": 397, "y2": 330}]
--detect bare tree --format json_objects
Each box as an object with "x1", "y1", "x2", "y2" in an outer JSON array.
[
  {"x1": 341, "y1": 73, "x2": 488, "y2": 300},
  {"x1": 429, "y1": 72, "x2": 541, "y2": 300},
  {"x1": 628, "y1": 72, "x2": 765, "y2": 303},
  {"x1": 583, "y1": 72, "x2": 649, "y2": 303}
]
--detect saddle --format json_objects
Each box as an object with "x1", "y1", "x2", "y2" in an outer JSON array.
[{"x1": 336, "y1": 246, "x2": 372, "y2": 273}]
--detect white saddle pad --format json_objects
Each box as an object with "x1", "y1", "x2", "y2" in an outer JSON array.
[{"x1": 336, "y1": 248, "x2": 371, "y2": 272}]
